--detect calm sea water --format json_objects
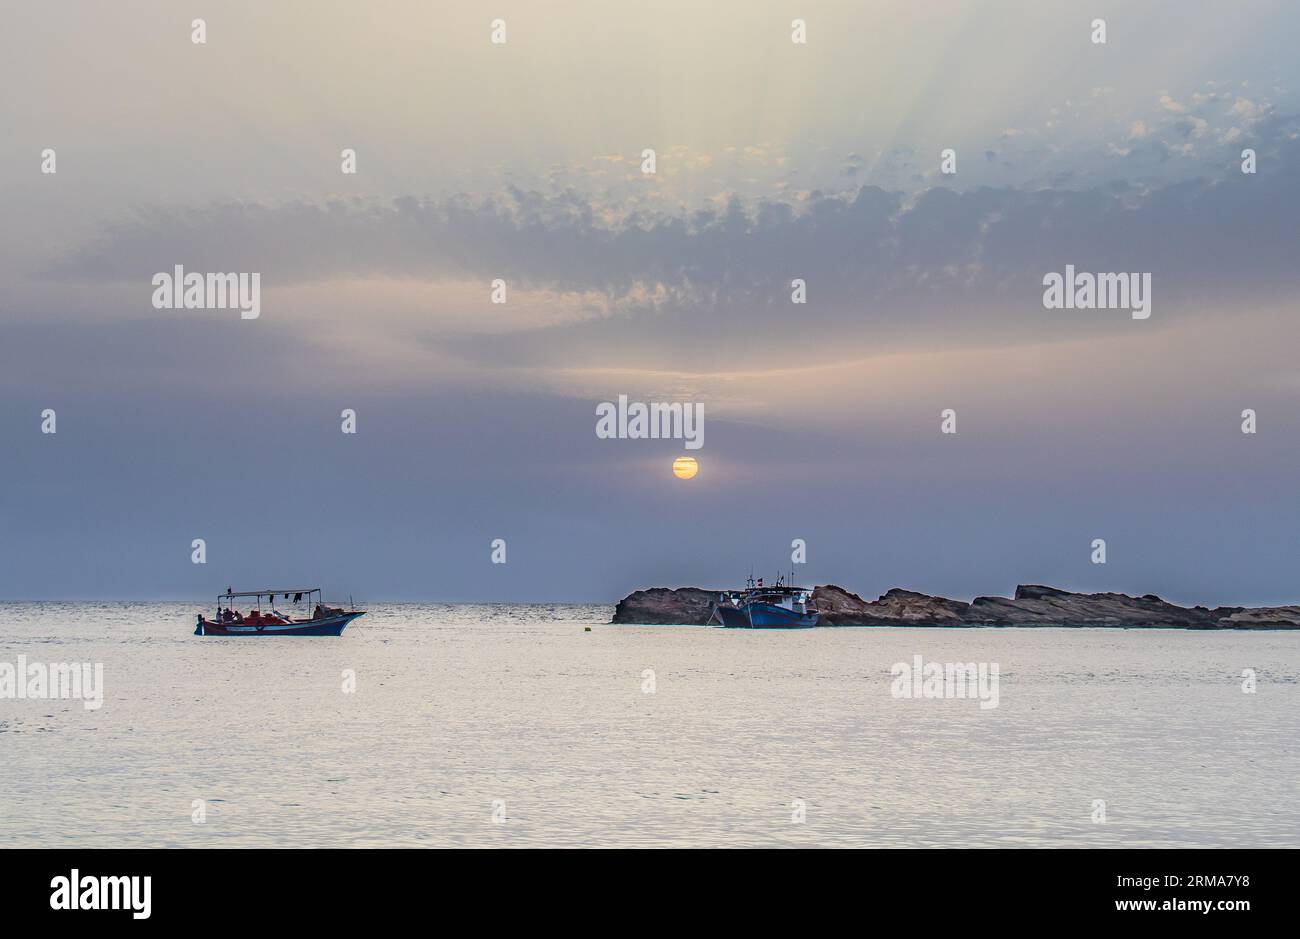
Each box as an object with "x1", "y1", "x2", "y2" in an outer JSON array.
[{"x1": 1, "y1": 602, "x2": 1296, "y2": 848}]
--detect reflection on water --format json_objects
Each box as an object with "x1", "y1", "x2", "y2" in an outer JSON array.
[{"x1": 1, "y1": 602, "x2": 1296, "y2": 847}]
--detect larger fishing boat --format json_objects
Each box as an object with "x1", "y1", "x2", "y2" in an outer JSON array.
[
  {"x1": 194, "y1": 588, "x2": 364, "y2": 636},
  {"x1": 709, "y1": 575, "x2": 821, "y2": 628}
]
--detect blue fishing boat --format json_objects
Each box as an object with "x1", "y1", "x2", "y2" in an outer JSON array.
[
  {"x1": 709, "y1": 575, "x2": 820, "y2": 628},
  {"x1": 194, "y1": 588, "x2": 364, "y2": 636}
]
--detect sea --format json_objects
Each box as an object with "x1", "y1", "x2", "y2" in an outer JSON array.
[{"x1": 1, "y1": 602, "x2": 1296, "y2": 848}]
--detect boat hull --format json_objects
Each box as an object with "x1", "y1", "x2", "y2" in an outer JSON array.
[
  {"x1": 710, "y1": 603, "x2": 819, "y2": 628},
  {"x1": 194, "y1": 612, "x2": 364, "y2": 636}
]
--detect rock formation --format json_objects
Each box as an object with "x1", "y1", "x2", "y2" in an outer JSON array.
[
  {"x1": 813, "y1": 585, "x2": 970, "y2": 626},
  {"x1": 964, "y1": 585, "x2": 1218, "y2": 628},
  {"x1": 611, "y1": 587, "x2": 717, "y2": 625},
  {"x1": 610, "y1": 582, "x2": 1300, "y2": 628}
]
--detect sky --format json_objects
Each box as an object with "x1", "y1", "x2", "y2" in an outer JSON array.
[{"x1": 2, "y1": 1, "x2": 1299, "y2": 604}]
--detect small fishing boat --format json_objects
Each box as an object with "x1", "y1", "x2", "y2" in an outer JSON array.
[
  {"x1": 709, "y1": 574, "x2": 820, "y2": 628},
  {"x1": 194, "y1": 588, "x2": 364, "y2": 636}
]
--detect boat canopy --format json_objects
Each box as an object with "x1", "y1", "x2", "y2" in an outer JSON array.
[{"x1": 217, "y1": 588, "x2": 321, "y2": 609}]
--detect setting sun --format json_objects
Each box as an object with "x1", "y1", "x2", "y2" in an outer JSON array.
[{"x1": 672, "y1": 456, "x2": 698, "y2": 479}]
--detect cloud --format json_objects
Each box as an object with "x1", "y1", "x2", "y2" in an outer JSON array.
[
  {"x1": 1159, "y1": 94, "x2": 1189, "y2": 114},
  {"x1": 36, "y1": 115, "x2": 1300, "y2": 377}
]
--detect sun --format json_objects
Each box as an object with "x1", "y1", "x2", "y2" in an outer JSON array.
[{"x1": 672, "y1": 456, "x2": 699, "y2": 479}]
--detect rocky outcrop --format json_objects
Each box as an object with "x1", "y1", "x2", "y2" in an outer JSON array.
[
  {"x1": 808, "y1": 585, "x2": 874, "y2": 623},
  {"x1": 611, "y1": 582, "x2": 1300, "y2": 628},
  {"x1": 611, "y1": 587, "x2": 717, "y2": 624},
  {"x1": 813, "y1": 585, "x2": 970, "y2": 626},
  {"x1": 1212, "y1": 605, "x2": 1300, "y2": 629},
  {"x1": 964, "y1": 584, "x2": 1220, "y2": 628}
]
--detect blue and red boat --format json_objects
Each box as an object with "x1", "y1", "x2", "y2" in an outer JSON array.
[
  {"x1": 195, "y1": 588, "x2": 364, "y2": 636},
  {"x1": 709, "y1": 575, "x2": 820, "y2": 628}
]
